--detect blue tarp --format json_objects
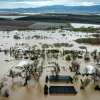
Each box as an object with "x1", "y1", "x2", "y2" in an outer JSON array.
[
  {"x1": 49, "y1": 86, "x2": 77, "y2": 94},
  {"x1": 48, "y1": 75, "x2": 73, "y2": 83}
]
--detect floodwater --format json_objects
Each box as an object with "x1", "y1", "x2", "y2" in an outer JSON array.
[
  {"x1": 71, "y1": 23, "x2": 100, "y2": 28},
  {"x1": 0, "y1": 16, "x2": 27, "y2": 19},
  {"x1": 0, "y1": 28, "x2": 100, "y2": 100}
]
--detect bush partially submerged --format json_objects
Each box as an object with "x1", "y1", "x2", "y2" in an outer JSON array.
[
  {"x1": 65, "y1": 55, "x2": 71, "y2": 61},
  {"x1": 53, "y1": 43, "x2": 73, "y2": 47},
  {"x1": 13, "y1": 35, "x2": 21, "y2": 39}
]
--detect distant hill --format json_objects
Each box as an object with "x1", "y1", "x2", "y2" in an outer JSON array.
[
  {"x1": 14, "y1": 13, "x2": 100, "y2": 24},
  {"x1": 0, "y1": 5, "x2": 100, "y2": 14},
  {"x1": 0, "y1": 18, "x2": 11, "y2": 20}
]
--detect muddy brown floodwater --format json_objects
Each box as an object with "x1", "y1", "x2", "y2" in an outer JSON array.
[{"x1": 0, "y1": 29, "x2": 100, "y2": 100}]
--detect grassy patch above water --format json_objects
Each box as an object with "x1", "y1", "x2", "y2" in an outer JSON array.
[
  {"x1": 72, "y1": 27, "x2": 100, "y2": 33},
  {"x1": 92, "y1": 34, "x2": 100, "y2": 37},
  {"x1": 75, "y1": 38, "x2": 100, "y2": 45}
]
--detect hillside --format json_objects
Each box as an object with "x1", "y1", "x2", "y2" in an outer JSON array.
[
  {"x1": 0, "y1": 5, "x2": 100, "y2": 14},
  {"x1": 15, "y1": 14, "x2": 100, "y2": 24}
]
